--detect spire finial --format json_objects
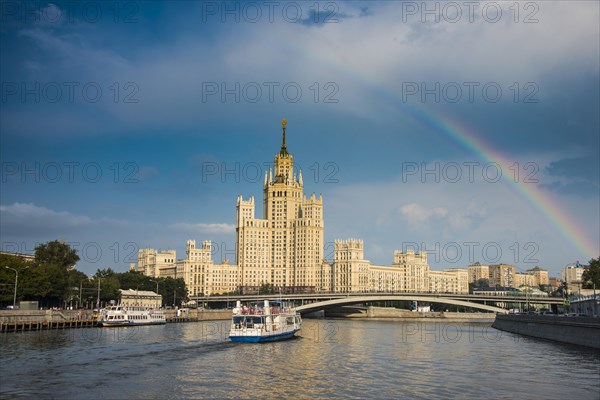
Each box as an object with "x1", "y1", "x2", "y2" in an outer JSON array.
[{"x1": 280, "y1": 119, "x2": 288, "y2": 155}]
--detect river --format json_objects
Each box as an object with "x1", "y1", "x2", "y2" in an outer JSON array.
[{"x1": 1, "y1": 319, "x2": 599, "y2": 399}]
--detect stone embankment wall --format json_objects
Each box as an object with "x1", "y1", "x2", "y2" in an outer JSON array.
[
  {"x1": 0, "y1": 308, "x2": 231, "y2": 324},
  {"x1": 492, "y1": 314, "x2": 600, "y2": 349},
  {"x1": 324, "y1": 307, "x2": 496, "y2": 321}
]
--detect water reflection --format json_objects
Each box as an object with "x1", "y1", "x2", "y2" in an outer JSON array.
[{"x1": 1, "y1": 319, "x2": 598, "y2": 399}]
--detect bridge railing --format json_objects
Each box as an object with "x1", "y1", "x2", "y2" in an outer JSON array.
[{"x1": 190, "y1": 291, "x2": 562, "y2": 304}]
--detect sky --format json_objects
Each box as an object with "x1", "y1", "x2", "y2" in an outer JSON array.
[{"x1": 1, "y1": 0, "x2": 598, "y2": 278}]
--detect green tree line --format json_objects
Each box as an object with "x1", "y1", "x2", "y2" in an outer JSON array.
[{"x1": 0, "y1": 240, "x2": 187, "y2": 309}]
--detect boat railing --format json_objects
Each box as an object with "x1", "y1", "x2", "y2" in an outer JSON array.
[{"x1": 237, "y1": 306, "x2": 296, "y2": 316}]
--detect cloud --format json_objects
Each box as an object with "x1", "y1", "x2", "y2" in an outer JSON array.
[
  {"x1": 399, "y1": 203, "x2": 448, "y2": 225},
  {"x1": 3, "y1": 1, "x2": 597, "y2": 140},
  {"x1": 0, "y1": 202, "x2": 93, "y2": 236},
  {"x1": 545, "y1": 156, "x2": 600, "y2": 182},
  {"x1": 324, "y1": 158, "x2": 599, "y2": 275},
  {"x1": 169, "y1": 222, "x2": 236, "y2": 234},
  {"x1": 541, "y1": 156, "x2": 600, "y2": 197}
]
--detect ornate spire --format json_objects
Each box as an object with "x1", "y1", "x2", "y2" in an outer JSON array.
[{"x1": 279, "y1": 119, "x2": 288, "y2": 156}]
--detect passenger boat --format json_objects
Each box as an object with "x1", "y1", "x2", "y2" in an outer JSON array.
[
  {"x1": 229, "y1": 300, "x2": 302, "y2": 343},
  {"x1": 98, "y1": 305, "x2": 166, "y2": 327}
]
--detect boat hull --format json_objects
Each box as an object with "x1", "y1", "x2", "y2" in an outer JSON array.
[
  {"x1": 229, "y1": 328, "x2": 300, "y2": 343},
  {"x1": 98, "y1": 305, "x2": 166, "y2": 327},
  {"x1": 99, "y1": 320, "x2": 166, "y2": 327}
]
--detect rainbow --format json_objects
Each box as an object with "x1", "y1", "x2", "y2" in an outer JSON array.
[
  {"x1": 292, "y1": 22, "x2": 597, "y2": 261},
  {"x1": 399, "y1": 104, "x2": 598, "y2": 261}
]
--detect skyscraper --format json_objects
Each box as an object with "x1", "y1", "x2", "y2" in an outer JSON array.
[{"x1": 236, "y1": 120, "x2": 324, "y2": 293}]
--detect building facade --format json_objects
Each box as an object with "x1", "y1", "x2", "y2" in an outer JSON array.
[
  {"x1": 514, "y1": 272, "x2": 536, "y2": 288},
  {"x1": 467, "y1": 262, "x2": 490, "y2": 283},
  {"x1": 563, "y1": 264, "x2": 588, "y2": 294},
  {"x1": 489, "y1": 264, "x2": 516, "y2": 288},
  {"x1": 135, "y1": 120, "x2": 488, "y2": 297},
  {"x1": 119, "y1": 289, "x2": 162, "y2": 309},
  {"x1": 526, "y1": 266, "x2": 549, "y2": 287},
  {"x1": 137, "y1": 249, "x2": 177, "y2": 278},
  {"x1": 235, "y1": 121, "x2": 324, "y2": 292}
]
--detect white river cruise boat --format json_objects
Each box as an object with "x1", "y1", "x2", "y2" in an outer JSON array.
[
  {"x1": 98, "y1": 305, "x2": 166, "y2": 327},
  {"x1": 229, "y1": 300, "x2": 302, "y2": 343}
]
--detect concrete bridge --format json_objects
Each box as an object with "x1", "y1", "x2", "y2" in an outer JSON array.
[
  {"x1": 295, "y1": 295, "x2": 508, "y2": 314},
  {"x1": 192, "y1": 292, "x2": 563, "y2": 314}
]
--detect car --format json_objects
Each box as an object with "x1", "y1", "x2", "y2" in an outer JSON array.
[
  {"x1": 5, "y1": 305, "x2": 19, "y2": 310},
  {"x1": 541, "y1": 311, "x2": 555, "y2": 316}
]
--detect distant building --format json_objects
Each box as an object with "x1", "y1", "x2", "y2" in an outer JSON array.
[
  {"x1": 135, "y1": 121, "x2": 481, "y2": 297},
  {"x1": 563, "y1": 264, "x2": 587, "y2": 293},
  {"x1": 119, "y1": 289, "x2": 162, "y2": 309},
  {"x1": 137, "y1": 249, "x2": 176, "y2": 278},
  {"x1": 429, "y1": 268, "x2": 469, "y2": 294},
  {"x1": 236, "y1": 120, "x2": 324, "y2": 293},
  {"x1": 549, "y1": 276, "x2": 563, "y2": 290},
  {"x1": 467, "y1": 262, "x2": 489, "y2": 283},
  {"x1": 366, "y1": 249, "x2": 430, "y2": 293},
  {"x1": 489, "y1": 264, "x2": 516, "y2": 288},
  {"x1": 0, "y1": 251, "x2": 35, "y2": 262},
  {"x1": 514, "y1": 272, "x2": 536, "y2": 288},
  {"x1": 526, "y1": 266, "x2": 549, "y2": 287},
  {"x1": 332, "y1": 239, "x2": 370, "y2": 293}
]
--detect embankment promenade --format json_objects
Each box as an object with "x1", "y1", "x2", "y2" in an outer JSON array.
[
  {"x1": 0, "y1": 309, "x2": 231, "y2": 333},
  {"x1": 492, "y1": 314, "x2": 600, "y2": 349}
]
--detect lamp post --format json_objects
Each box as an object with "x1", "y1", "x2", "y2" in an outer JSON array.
[
  {"x1": 149, "y1": 279, "x2": 159, "y2": 294},
  {"x1": 96, "y1": 277, "x2": 101, "y2": 309},
  {"x1": 149, "y1": 279, "x2": 161, "y2": 309},
  {"x1": 5, "y1": 265, "x2": 29, "y2": 308}
]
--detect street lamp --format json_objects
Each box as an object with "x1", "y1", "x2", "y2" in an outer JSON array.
[
  {"x1": 5, "y1": 265, "x2": 29, "y2": 308},
  {"x1": 96, "y1": 277, "x2": 101, "y2": 309},
  {"x1": 149, "y1": 279, "x2": 161, "y2": 308},
  {"x1": 149, "y1": 279, "x2": 159, "y2": 294}
]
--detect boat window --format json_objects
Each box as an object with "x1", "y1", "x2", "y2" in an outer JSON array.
[
  {"x1": 252, "y1": 317, "x2": 263, "y2": 324},
  {"x1": 233, "y1": 317, "x2": 244, "y2": 324}
]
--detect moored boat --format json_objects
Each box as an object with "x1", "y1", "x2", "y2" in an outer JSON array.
[
  {"x1": 98, "y1": 305, "x2": 166, "y2": 327},
  {"x1": 229, "y1": 300, "x2": 302, "y2": 343}
]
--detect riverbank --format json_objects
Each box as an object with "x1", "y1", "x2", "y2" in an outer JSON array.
[
  {"x1": 322, "y1": 306, "x2": 496, "y2": 322},
  {"x1": 0, "y1": 308, "x2": 231, "y2": 333},
  {"x1": 492, "y1": 314, "x2": 600, "y2": 349}
]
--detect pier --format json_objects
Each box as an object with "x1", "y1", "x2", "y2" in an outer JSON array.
[
  {"x1": 0, "y1": 319, "x2": 98, "y2": 333},
  {"x1": 0, "y1": 309, "x2": 231, "y2": 333}
]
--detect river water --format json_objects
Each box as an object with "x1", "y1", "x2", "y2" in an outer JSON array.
[{"x1": 1, "y1": 319, "x2": 599, "y2": 399}]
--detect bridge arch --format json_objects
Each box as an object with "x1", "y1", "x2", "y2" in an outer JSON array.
[{"x1": 296, "y1": 295, "x2": 507, "y2": 314}]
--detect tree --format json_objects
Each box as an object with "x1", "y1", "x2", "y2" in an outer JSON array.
[
  {"x1": 162, "y1": 277, "x2": 187, "y2": 307},
  {"x1": 557, "y1": 281, "x2": 569, "y2": 297},
  {"x1": 35, "y1": 240, "x2": 79, "y2": 269},
  {"x1": 92, "y1": 269, "x2": 121, "y2": 305},
  {"x1": 469, "y1": 278, "x2": 490, "y2": 294},
  {"x1": 0, "y1": 253, "x2": 33, "y2": 304},
  {"x1": 259, "y1": 282, "x2": 275, "y2": 295},
  {"x1": 582, "y1": 257, "x2": 600, "y2": 289},
  {"x1": 32, "y1": 240, "x2": 81, "y2": 307},
  {"x1": 117, "y1": 270, "x2": 148, "y2": 291}
]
